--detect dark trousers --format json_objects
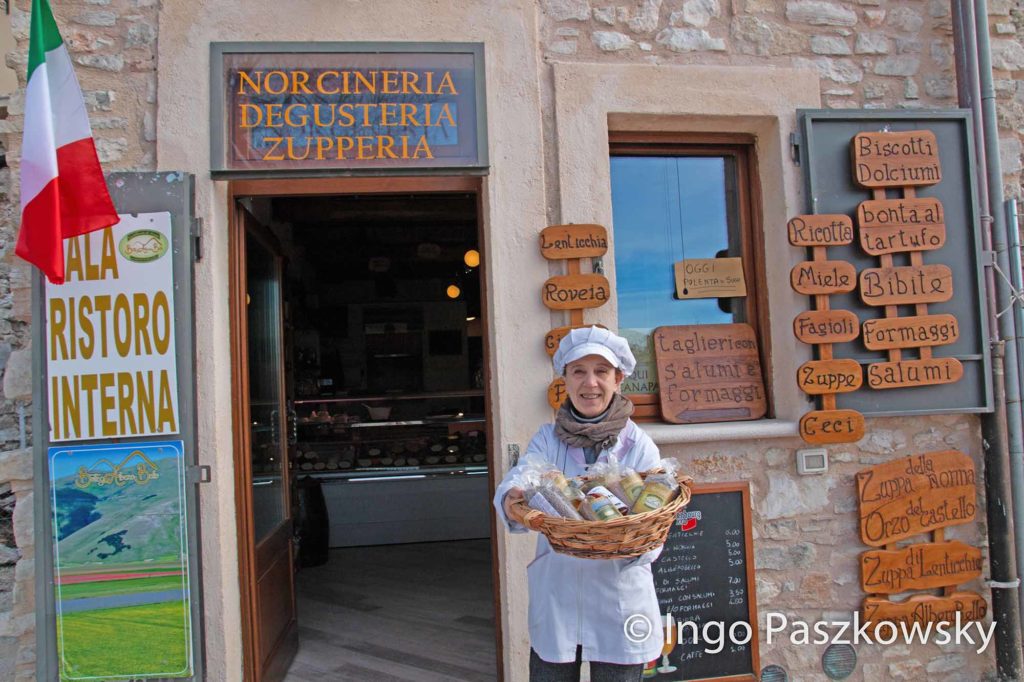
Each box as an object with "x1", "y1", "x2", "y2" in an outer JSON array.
[{"x1": 529, "y1": 647, "x2": 645, "y2": 682}]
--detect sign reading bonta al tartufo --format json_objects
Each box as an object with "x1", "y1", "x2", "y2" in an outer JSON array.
[{"x1": 46, "y1": 213, "x2": 180, "y2": 442}]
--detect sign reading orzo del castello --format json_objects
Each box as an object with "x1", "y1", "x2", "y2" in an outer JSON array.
[{"x1": 211, "y1": 44, "x2": 487, "y2": 173}]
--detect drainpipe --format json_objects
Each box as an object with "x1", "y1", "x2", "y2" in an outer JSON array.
[{"x1": 955, "y1": 0, "x2": 1024, "y2": 675}]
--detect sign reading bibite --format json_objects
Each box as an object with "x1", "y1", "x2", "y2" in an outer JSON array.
[{"x1": 46, "y1": 213, "x2": 180, "y2": 442}]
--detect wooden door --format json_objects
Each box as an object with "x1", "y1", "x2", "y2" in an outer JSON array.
[{"x1": 234, "y1": 207, "x2": 297, "y2": 681}]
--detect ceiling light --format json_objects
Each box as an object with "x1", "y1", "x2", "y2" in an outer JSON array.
[{"x1": 463, "y1": 249, "x2": 480, "y2": 268}]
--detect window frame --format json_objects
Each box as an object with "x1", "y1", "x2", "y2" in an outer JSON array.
[{"x1": 608, "y1": 132, "x2": 774, "y2": 420}]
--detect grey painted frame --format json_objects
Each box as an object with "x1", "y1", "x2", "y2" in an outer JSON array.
[
  {"x1": 33, "y1": 172, "x2": 203, "y2": 681},
  {"x1": 796, "y1": 109, "x2": 993, "y2": 417},
  {"x1": 209, "y1": 41, "x2": 489, "y2": 179}
]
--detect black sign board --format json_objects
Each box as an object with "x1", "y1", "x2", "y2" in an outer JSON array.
[{"x1": 650, "y1": 483, "x2": 758, "y2": 681}]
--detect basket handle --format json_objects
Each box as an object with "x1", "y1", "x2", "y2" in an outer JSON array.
[{"x1": 508, "y1": 498, "x2": 547, "y2": 531}]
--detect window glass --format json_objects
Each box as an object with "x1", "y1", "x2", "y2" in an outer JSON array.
[{"x1": 610, "y1": 155, "x2": 743, "y2": 397}]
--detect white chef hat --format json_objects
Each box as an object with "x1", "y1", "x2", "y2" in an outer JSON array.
[{"x1": 552, "y1": 326, "x2": 637, "y2": 377}]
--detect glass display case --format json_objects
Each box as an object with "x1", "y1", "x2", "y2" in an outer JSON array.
[{"x1": 292, "y1": 389, "x2": 487, "y2": 479}]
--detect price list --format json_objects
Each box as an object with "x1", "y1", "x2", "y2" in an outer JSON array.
[{"x1": 650, "y1": 485, "x2": 757, "y2": 681}]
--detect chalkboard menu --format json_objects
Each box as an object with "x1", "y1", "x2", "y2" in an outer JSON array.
[{"x1": 650, "y1": 483, "x2": 758, "y2": 681}]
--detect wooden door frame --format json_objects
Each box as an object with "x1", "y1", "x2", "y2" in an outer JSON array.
[{"x1": 227, "y1": 174, "x2": 502, "y2": 681}]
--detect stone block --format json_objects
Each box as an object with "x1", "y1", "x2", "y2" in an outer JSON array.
[
  {"x1": 855, "y1": 32, "x2": 890, "y2": 54},
  {"x1": 593, "y1": 7, "x2": 616, "y2": 24},
  {"x1": 71, "y1": 10, "x2": 116, "y2": 26},
  {"x1": 556, "y1": 27, "x2": 580, "y2": 36},
  {"x1": 545, "y1": 0, "x2": 590, "y2": 21},
  {"x1": 1, "y1": 349, "x2": 30, "y2": 402},
  {"x1": 925, "y1": 76, "x2": 955, "y2": 99},
  {"x1": 987, "y1": 0, "x2": 1012, "y2": 15},
  {"x1": 756, "y1": 574, "x2": 782, "y2": 602},
  {"x1": 96, "y1": 137, "x2": 129, "y2": 163},
  {"x1": 83, "y1": 90, "x2": 115, "y2": 112},
  {"x1": 926, "y1": 654, "x2": 966, "y2": 674},
  {"x1": 799, "y1": 572, "x2": 831, "y2": 603},
  {"x1": 549, "y1": 40, "x2": 578, "y2": 54},
  {"x1": 126, "y1": 21, "x2": 157, "y2": 49},
  {"x1": 793, "y1": 56, "x2": 863, "y2": 83},
  {"x1": 863, "y1": 81, "x2": 888, "y2": 99},
  {"x1": 991, "y1": 39, "x2": 1024, "y2": 72},
  {"x1": 677, "y1": 0, "x2": 720, "y2": 28},
  {"x1": 73, "y1": 54, "x2": 125, "y2": 72},
  {"x1": 858, "y1": 428, "x2": 907, "y2": 454},
  {"x1": 874, "y1": 55, "x2": 920, "y2": 77},
  {"x1": 655, "y1": 27, "x2": 725, "y2": 52},
  {"x1": 628, "y1": 0, "x2": 662, "y2": 34},
  {"x1": 887, "y1": 6, "x2": 924, "y2": 33},
  {"x1": 762, "y1": 519, "x2": 798, "y2": 540},
  {"x1": 889, "y1": 659, "x2": 925, "y2": 680},
  {"x1": 895, "y1": 38, "x2": 922, "y2": 55},
  {"x1": 756, "y1": 541, "x2": 816, "y2": 570},
  {"x1": 1000, "y1": 136, "x2": 1022, "y2": 174},
  {"x1": 758, "y1": 470, "x2": 835, "y2": 519},
  {"x1": 785, "y1": 1, "x2": 857, "y2": 27},
  {"x1": 731, "y1": 16, "x2": 807, "y2": 57},
  {"x1": 592, "y1": 31, "x2": 634, "y2": 51},
  {"x1": 929, "y1": 0, "x2": 950, "y2": 17},
  {"x1": 931, "y1": 40, "x2": 953, "y2": 70},
  {"x1": 995, "y1": 22, "x2": 1015, "y2": 34},
  {"x1": 811, "y1": 35, "x2": 851, "y2": 55},
  {"x1": 0, "y1": 546, "x2": 17, "y2": 567}
]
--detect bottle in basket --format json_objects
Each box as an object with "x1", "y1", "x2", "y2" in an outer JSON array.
[
  {"x1": 612, "y1": 468, "x2": 645, "y2": 506},
  {"x1": 580, "y1": 487, "x2": 625, "y2": 521},
  {"x1": 631, "y1": 473, "x2": 679, "y2": 514}
]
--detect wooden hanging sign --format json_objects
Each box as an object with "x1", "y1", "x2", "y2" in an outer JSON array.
[
  {"x1": 653, "y1": 324, "x2": 767, "y2": 424},
  {"x1": 797, "y1": 359, "x2": 863, "y2": 395},
  {"x1": 862, "y1": 314, "x2": 959, "y2": 351},
  {"x1": 852, "y1": 130, "x2": 941, "y2": 188},
  {"x1": 857, "y1": 198, "x2": 946, "y2": 255},
  {"x1": 866, "y1": 357, "x2": 963, "y2": 390},
  {"x1": 793, "y1": 309, "x2": 860, "y2": 345},
  {"x1": 542, "y1": 273, "x2": 610, "y2": 310},
  {"x1": 861, "y1": 541, "x2": 983, "y2": 594},
  {"x1": 859, "y1": 264, "x2": 953, "y2": 306},
  {"x1": 799, "y1": 409, "x2": 865, "y2": 445},
  {"x1": 547, "y1": 377, "x2": 567, "y2": 409},
  {"x1": 863, "y1": 592, "x2": 987, "y2": 630},
  {"x1": 787, "y1": 214, "x2": 854, "y2": 246},
  {"x1": 857, "y1": 450, "x2": 977, "y2": 547},
  {"x1": 544, "y1": 324, "x2": 607, "y2": 357},
  {"x1": 539, "y1": 224, "x2": 609, "y2": 260},
  {"x1": 673, "y1": 257, "x2": 746, "y2": 299},
  {"x1": 790, "y1": 260, "x2": 857, "y2": 295}
]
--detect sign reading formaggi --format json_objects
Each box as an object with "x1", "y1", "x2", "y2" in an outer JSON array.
[
  {"x1": 213, "y1": 44, "x2": 486, "y2": 173},
  {"x1": 46, "y1": 213, "x2": 180, "y2": 442}
]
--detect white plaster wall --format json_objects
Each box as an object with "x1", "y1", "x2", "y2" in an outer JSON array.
[{"x1": 155, "y1": 1, "x2": 549, "y2": 678}]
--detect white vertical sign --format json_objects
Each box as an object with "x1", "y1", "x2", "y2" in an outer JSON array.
[{"x1": 46, "y1": 212, "x2": 180, "y2": 442}]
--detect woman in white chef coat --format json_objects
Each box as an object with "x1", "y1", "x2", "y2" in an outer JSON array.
[{"x1": 494, "y1": 326, "x2": 663, "y2": 682}]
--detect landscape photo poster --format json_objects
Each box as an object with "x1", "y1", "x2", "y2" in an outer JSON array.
[{"x1": 49, "y1": 440, "x2": 193, "y2": 680}]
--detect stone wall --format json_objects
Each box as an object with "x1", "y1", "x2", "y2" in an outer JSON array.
[
  {"x1": 538, "y1": 0, "x2": 1024, "y2": 198},
  {"x1": 0, "y1": 0, "x2": 157, "y2": 678}
]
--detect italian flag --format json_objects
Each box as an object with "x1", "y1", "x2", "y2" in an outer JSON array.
[{"x1": 16, "y1": 0, "x2": 119, "y2": 285}]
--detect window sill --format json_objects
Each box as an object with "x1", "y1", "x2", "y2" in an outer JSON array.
[{"x1": 637, "y1": 419, "x2": 798, "y2": 445}]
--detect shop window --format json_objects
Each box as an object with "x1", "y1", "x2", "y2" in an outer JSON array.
[{"x1": 609, "y1": 134, "x2": 769, "y2": 420}]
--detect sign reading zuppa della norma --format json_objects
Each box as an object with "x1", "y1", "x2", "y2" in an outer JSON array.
[
  {"x1": 214, "y1": 45, "x2": 486, "y2": 172},
  {"x1": 46, "y1": 213, "x2": 180, "y2": 442}
]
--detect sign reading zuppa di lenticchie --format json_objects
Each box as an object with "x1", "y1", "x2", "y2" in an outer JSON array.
[{"x1": 213, "y1": 45, "x2": 486, "y2": 173}]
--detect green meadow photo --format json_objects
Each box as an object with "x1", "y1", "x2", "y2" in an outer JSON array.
[{"x1": 50, "y1": 442, "x2": 192, "y2": 680}]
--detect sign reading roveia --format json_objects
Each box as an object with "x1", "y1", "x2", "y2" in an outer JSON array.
[{"x1": 214, "y1": 45, "x2": 485, "y2": 172}]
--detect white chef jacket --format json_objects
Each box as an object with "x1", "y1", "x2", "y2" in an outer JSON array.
[{"x1": 493, "y1": 419, "x2": 664, "y2": 665}]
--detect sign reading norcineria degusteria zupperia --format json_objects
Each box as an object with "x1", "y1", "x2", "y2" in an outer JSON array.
[{"x1": 46, "y1": 212, "x2": 179, "y2": 442}]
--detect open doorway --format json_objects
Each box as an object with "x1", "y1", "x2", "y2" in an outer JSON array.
[{"x1": 230, "y1": 184, "x2": 497, "y2": 682}]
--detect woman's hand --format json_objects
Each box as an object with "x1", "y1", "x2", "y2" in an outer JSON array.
[{"x1": 503, "y1": 487, "x2": 526, "y2": 521}]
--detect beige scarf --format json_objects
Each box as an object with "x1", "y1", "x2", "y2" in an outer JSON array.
[{"x1": 553, "y1": 393, "x2": 634, "y2": 451}]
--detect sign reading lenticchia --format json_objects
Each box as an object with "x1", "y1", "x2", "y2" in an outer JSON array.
[
  {"x1": 46, "y1": 213, "x2": 180, "y2": 442},
  {"x1": 212, "y1": 44, "x2": 486, "y2": 173}
]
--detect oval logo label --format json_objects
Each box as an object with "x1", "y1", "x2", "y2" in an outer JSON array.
[{"x1": 119, "y1": 229, "x2": 168, "y2": 263}]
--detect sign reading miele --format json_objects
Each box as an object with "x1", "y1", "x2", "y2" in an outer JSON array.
[{"x1": 211, "y1": 43, "x2": 487, "y2": 174}]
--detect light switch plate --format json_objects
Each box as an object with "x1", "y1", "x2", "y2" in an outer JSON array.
[{"x1": 797, "y1": 448, "x2": 828, "y2": 475}]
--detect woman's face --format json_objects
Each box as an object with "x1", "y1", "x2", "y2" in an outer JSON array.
[{"x1": 564, "y1": 354, "x2": 625, "y2": 417}]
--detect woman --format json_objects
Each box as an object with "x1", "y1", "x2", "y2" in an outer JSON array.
[{"x1": 493, "y1": 326, "x2": 663, "y2": 682}]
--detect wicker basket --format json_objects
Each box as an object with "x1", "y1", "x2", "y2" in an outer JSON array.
[{"x1": 508, "y1": 471, "x2": 694, "y2": 560}]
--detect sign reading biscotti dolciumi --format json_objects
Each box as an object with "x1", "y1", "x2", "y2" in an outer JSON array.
[{"x1": 211, "y1": 43, "x2": 487, "y2": 174}]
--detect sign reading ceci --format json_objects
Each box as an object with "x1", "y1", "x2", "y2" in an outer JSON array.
[{"x1": 46, "y1": 213, "x2": 180, "y2": 442}]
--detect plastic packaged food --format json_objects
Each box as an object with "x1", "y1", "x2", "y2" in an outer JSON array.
[
  {"x1": 631, "y1": 459, "x2": 682, "y2": 514},
  {"x1": 580, "y1": 488, "x2": 624, "y2": 521}
]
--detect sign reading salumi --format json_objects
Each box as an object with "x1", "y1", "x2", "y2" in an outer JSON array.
[
  {"x1": 214, "y1": 45, "x2": 485, "y2": 172},
  {"x1": 46, "y1": 213, "x2": 180, "y2": 442}
]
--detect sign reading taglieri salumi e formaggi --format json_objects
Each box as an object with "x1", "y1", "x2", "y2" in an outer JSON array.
[
  {"x1": 214, "y1": 45, "x2": 486, "y2": 172},
  {"x1": 45, "y1": 213, "x2": 180, "y2": 442}
]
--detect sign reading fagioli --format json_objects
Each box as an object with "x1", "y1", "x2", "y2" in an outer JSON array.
[{"x1": 46, "y1": 213, "x2": 179, "y2": 442}]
